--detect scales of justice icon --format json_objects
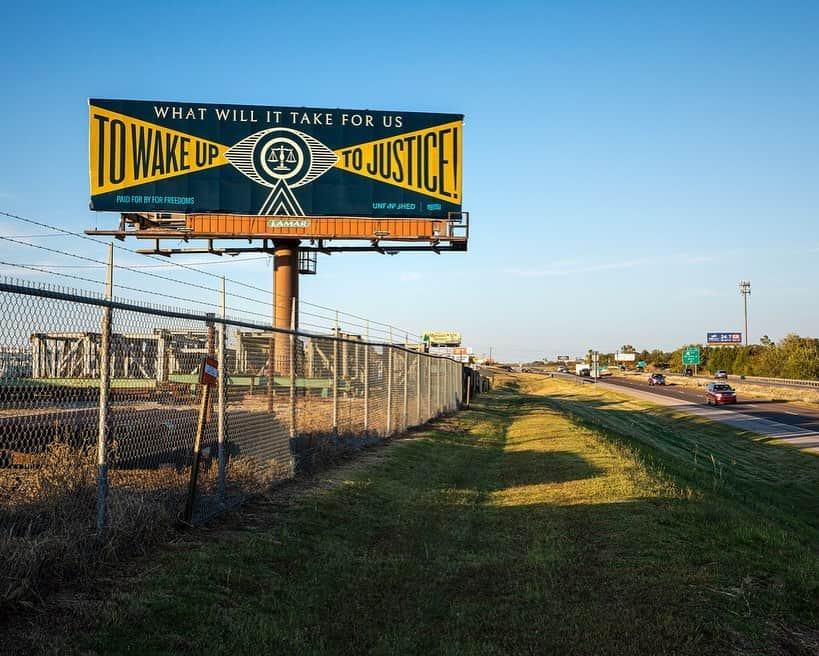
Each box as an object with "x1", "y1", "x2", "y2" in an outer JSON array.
[{"x1": 268, "y1": 144, "x2": 298, "y2": 172}]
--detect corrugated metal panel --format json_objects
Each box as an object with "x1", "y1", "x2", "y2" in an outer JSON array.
[{"x1": 185, "y1": 215, "x2": 443, "y2": 240}]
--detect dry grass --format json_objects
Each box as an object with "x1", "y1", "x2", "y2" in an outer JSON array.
[{"x1": 0, "y1": 438, "x2": 284, "y2": 615}]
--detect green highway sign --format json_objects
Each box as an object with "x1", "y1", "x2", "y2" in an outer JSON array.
[
  {"x1": 682, "y1": 347, "x2": 700, "y2": 365},
  {"x1": 637, "y1": 361, "x2": 646, "y2": 368}
]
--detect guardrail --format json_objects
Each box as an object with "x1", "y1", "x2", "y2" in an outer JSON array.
[
  {"x1": 640, "y1": 371, "x2": 819, "y2": 389},
  {"x1": 724, "y1": 374, "x2": 819, "y2": 388}
]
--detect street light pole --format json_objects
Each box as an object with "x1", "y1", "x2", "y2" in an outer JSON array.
[{"x1": 739, "y1": 280, "x2": 751, "y2": 347}]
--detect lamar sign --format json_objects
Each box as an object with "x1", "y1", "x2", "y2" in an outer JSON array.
[{"x1": 89, "y1": 99, "x2": 463, "y2": 219}]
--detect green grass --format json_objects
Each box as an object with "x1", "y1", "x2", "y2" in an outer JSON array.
[{"x1": 72, "y1": 375, "x2": 818, "y2": 655}]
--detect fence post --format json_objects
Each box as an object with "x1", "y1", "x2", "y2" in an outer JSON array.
[
  {"x1": 416, "y1": 352, "x2": 421, "y2": 425},
  {"x1": 449, "y1": 362, "x2": 453, "y2": 410},
  {"x1": 445, "y1": 361, "x2": 449, "y2": 412},
  {"x1": 427, "y1": 357, "x2": 435, "y2": 421},
  {"x1": 289, "y1": 297, "x2": 296, "y2": 439},
  {"x1": 443, "y1": 361, "x2": 448, "y2": 412},
  {"x1": 437, "y1": 358, "x2": 441, "y2": 414},
  {"x1": 217, "y1": 277, "x2": 226, "y2": 504},
  {"x1": 386, "y1": 346, "x2": 393, "y2": 435},
  {"x1": 332, "y1": 311, "x2": 339, "y2": 438},
  {"x1": 96, "y1": 244, "x2": 113, "y2": 539},
  {"x1": 363, "y1": 321, "x2": 369, "y2": 435},
  {"x1": 402, "y1": 336, "x2": 409, "y2": 431}
]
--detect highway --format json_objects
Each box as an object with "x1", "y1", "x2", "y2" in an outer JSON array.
[
  {"x1": 604, "y1": 375, "x2": 819, "y2": 431},
  {"x1": 550, "y1": 372, "x2": 819, "y2": 453}
]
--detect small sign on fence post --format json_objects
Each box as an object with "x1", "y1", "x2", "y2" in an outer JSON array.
[
  {"x1": 200, "y1": 356, "x2": 219, "y2": 387},
  {"x1": 183, "y1": 357, "x2": 218, "y2": 523}
]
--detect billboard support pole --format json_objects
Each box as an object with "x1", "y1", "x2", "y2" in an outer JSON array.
[{"x1": 273, "y1": 240, "x2": 300, "y2": 375}]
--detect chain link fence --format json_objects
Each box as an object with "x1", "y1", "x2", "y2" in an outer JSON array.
[{"x1": 0, "y1": 277, "x2": 466, "y2": 542}]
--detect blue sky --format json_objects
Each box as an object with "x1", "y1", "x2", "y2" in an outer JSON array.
[{"x1": 1, "y1": 0, "x2": 818, "y2": 360}]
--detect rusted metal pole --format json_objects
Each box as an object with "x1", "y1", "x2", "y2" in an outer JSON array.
[
  {"x1": 274, "y1": 240, "x2": 299, "y2": 374},
  {"x1": 184, "y1": 382, "x2": 211, "y2": 523}
]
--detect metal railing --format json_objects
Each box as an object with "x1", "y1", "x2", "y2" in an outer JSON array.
[
  {"x1": 652, "y1": 371, "x2": 819, "y2": 389},
  {"x1": 0, "y1": 275, "x2": 465, "y2": 536}
]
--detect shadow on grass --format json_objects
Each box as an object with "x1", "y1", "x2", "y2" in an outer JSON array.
[
  {"x1": 65, "y1": 379, "x2": 819, "y2": 656},
  {"x1": 524, "y1": 386, "x2": 819, "y2": 535},
  {"x1": 81, "y1": 394, "x2": 818, "y2": 656}
]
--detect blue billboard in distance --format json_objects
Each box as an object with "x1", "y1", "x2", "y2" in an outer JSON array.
[{"x1": 706, "y1": 332, "x2": 742, "y2": 345}]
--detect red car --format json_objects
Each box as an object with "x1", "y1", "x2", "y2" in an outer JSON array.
[{"x1": 705, "y1": 383, "x2": 737, "y2": 405}]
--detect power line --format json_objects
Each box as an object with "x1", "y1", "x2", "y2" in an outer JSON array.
[
  {"x1": 0, "y1": 210, "x2": 423, "y2": 341},
  {"x1": 0, "y1": 259, "x2": 271, "y2": 319},
  {"x1": 0, "y1": 235, "x2": 276, "y2": 309},
  {"x1": 0, "y1": 260, "x2": 105, "y2": 286},
  {"x1": 0, "y1": 210, "x2": 273, "y2": 295}
]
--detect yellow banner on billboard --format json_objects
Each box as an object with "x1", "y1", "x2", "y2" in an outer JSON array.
[
  {"x1": 89, "y1": 106, "x2": 229, "y2": 195},
  {"x1": 333, "y1": 121, "x2": 462, "y2": 203},
  {"x1": 423, "y1": 331, "x2": 462, "y2": 345}
]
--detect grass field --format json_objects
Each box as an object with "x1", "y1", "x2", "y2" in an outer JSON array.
[{"x1": 58, "y1": 374, "x2": 819, "y2": 655}]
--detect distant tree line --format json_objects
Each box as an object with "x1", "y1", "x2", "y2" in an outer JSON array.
[
  {"x1": 627, "y1": 335, "x2": 819, "y2": 380},
  {"x1": 539, "y1": 334, "x2": 819, "y2": 380}
]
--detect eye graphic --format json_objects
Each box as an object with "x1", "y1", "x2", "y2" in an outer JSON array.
[{"x1": 225, "y1": 128, "x2": 338, "y2": 189}]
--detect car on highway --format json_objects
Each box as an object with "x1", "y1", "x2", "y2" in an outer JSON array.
[
  {"x1": 683, "y1": 368, "x2": 693, "y2": 377},
  {"x1": 648, "y1": 373, "x2": 666, "y2": 386},
  {"x1": 714, "y1": 370, "x2": 728, "y2": 380},
  {"x1": 557, "y1": 366, "x2": 568, "y2": 373},
  {"x1": 705, "y1": 382, "x2": 737, "y2": 405}
]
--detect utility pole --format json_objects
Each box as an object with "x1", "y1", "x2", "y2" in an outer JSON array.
[{"x1": 739, "y1": 280, "x2": 751, "y2": 346}]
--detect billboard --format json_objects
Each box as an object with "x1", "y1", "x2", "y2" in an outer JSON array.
[
  {"x1": 423, "y1": 332, "x2": 462, "y2": 346},
  {"x1": 556, "y1": 355, "x2": 571, "y2": 361},
  {"x1": 707, "y1": 332, "x2": 742, "y2": 345},
  {"x1": 89, "y1": 99, "x2": 462, "y2": 218},
  {"x1": 615, "y1": 352, "x2": 636, "y2": 361}
]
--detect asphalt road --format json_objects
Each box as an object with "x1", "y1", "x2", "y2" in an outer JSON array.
[
  {"x1": 519, "y1": 369, "x2": 819, "y2": 451},
  {"x1": 598, "y1": 375, "x2": 819, "y2": 433}
]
